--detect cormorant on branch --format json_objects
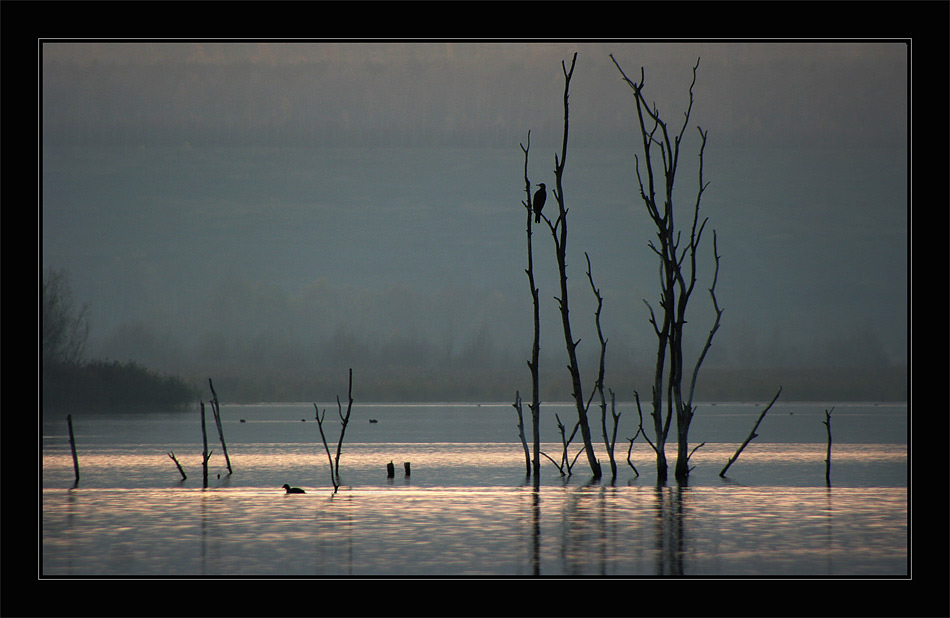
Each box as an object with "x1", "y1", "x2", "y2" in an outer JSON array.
[{"x1": 533, "y1": 183, "x2": 546, "y2": 223}]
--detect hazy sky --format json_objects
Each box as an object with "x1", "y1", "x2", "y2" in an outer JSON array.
[
  {"x1": 43, "y1": 41, "x2": 906, "y2": 148},
  {"x1": 40, "y1": 41, "x2": 909, "y2": 395}
]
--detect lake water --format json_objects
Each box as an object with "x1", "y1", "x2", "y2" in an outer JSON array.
[{"x1": 40, "y1": 401, "x2": 909, "y2": 577}]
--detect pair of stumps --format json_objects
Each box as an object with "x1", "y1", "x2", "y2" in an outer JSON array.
[{"x1": 387, "y1": 460, "x2": 411, "y2": 478}]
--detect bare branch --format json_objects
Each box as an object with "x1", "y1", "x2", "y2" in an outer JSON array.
[
  {"x1": 686, "y1": 231, "x2": 723, "y2": 409},
  {"x1": 540, "y1": 450, "x2": 565, "y2": 476},
  {"x1": 719, "y1": 386, "x2": 783, "y2": 477},
  {"x1": 632, "y1": 390, "x2": 658, "y2": 454}
]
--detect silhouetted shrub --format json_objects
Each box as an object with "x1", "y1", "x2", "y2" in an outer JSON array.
[{"x1": 42, "y1": 359, "x2": 199, "y2": 412}]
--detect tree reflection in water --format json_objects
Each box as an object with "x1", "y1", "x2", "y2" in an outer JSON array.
[{"x1": 653, "y1": 484, "x2": 686, "y2": 576}]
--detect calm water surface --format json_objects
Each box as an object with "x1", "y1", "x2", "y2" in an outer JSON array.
[{"x1": 41, "y1": 402, "x2": 909, "y2": 577}]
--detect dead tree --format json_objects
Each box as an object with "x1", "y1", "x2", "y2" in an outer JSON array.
[
  {"x1": 823, "y1": 406, "x2": 835, "y2": 486},
  {"x1": 719, "y1": 386, "x2": 782, "y2": 477},
  {"x1": 612, "y1": 55, "x2": 722, "y2": 482},
  {"x1": 518, "y1": 130, "x2": 542, "y2": 482},
  {"x1": 207, "y1": 378, "x2": 232, "y2": 474},
  {"x1": 538, "y1": 52, "x2": 601, "y2": 479},
  {"x1": 314, "y1": 368, "x2": 354, "y2": 493}
]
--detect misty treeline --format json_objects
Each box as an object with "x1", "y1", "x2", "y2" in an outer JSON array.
[
  {"x1": 515, "y1": 53, "x2": 779, "y2": 482},
  {"x1": 41, "y1": 268, "x2": 197, "y2": 411}
]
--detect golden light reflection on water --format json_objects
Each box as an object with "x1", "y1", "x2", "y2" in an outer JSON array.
[
  {"x1": 42, "y1": 483, "x2": 907, "y2": 577},
  {"x1": 41, "y1": 403, "x2": 908, "y2": 576},
  {"x1": 43, "y1": 443, "x2": 908, "y2": 488}
]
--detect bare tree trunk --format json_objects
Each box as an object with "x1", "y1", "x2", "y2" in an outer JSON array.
[
  {"x1": 333, "y1": 368, "x2": 354, "y2": 482},
  {"x1": 520, "y1": 131, "x2": 542, "y2": 482},
  {"x1": 542, "y1": 52, "x2": 601, "y2": 479},
  {"x1": 823, "y1": 407, "x2": 835, "y2": 486}
]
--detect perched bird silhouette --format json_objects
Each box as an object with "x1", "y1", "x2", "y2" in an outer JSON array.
[
  {"x1": 282, "y1": 483, "x2": 306, "y2": 494},
  {"x1": 533, "y1": 183, "x2": 546, "y2": 223}
]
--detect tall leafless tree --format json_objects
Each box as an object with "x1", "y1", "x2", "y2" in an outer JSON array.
[
  {"x1": 611, "y1": 56, "x2": 722, "y2": 482},
  {"x1": 538, "y1": 53, "x2": 602, "y2": 479}
]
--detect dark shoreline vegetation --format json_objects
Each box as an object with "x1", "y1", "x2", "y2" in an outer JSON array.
[{"x1": 42, "y1": 360, "x2": 198, "y2": 412}]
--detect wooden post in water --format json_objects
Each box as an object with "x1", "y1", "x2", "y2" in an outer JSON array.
[
  {"x1": 386, "y1": 461, "x2": 395, "y2": 478},
  {"x1": 66, "y1": 414, "x2": 80, "y2": 486}
]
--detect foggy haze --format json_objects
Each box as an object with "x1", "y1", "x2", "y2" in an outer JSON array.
[{"x1": 40, "y1": 41, "x2": 908, "y2": 402}]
